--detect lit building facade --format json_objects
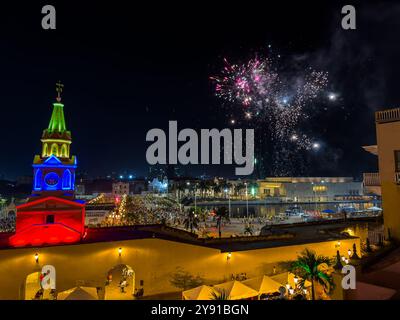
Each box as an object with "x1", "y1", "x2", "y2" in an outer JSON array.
[
  {"x1": 368, "y1": 108, "x2": 400, "y2": 240},
  {"x1": 112, "y1": 182, "x2": 129, "y2": 196},
  {"x1": 257, "y1": 177, "x2": 363, "y2": 202},
  {"x1": 10, "y1": 85, "x2": 85, "y2": 247}
]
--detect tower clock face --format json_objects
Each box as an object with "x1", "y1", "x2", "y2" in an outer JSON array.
[{"x1": 44, "y1": 172, "x2": 59, "y2": 186}]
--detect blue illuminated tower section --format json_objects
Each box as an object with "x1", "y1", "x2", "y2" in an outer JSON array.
[{"x1": 31, "y1": 82, "x2": 77, "y2": 199}]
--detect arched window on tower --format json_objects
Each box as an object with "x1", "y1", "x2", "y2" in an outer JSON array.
[
  {"x1": 34, "y1": 169, "x2": 42, "y2": 190},
  {"x1": 62, "y1": 169, "x2": 72, "y2": 190},
  {"x1": 51, "y1": 143, "x2": 59, "y2": 157},
  {"x1": 43, "y1": 143, "x2": 49, "y2": 157},
  {"x1": 61, "y1": 144, "x2": 68, "y2": 158}
]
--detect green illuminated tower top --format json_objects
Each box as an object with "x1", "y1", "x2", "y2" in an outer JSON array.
[
  {"x1": 39, "y1": 82, "x2": 72, "y2": 159},
  {"x1": 47, "y1": 82, "x2": 67, "y2": 133}
]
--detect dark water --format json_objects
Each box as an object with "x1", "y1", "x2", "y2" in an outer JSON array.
[{"x1": 199, "y1": 201, "x2": 381, "y2": 218}]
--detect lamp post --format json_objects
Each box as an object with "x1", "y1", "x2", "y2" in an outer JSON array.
[
  {"x1": 225, "y1": 188, "x2": 231, "y2": 219},
  {"x1": 186, "y1": 181, "x2": 197, "y2": 212},
  {"x1": 194, "y1": 183, "x2": 197, "y2": 213},
  {"x1": 245, "y1": 182, "x2": 249, "y2": 218}
]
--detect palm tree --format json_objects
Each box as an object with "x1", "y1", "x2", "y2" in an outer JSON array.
[
  {"x1": 289, "y1": 249, "x2": 334, "y2": 300},
  {"x1": 198, "y1": 180, "x2": 208, "y2": 198},
  {"x1": 211, "y1": 289, "x2": 230, "y2": 300},
  {"x1": 183, "y1": 209, "x2": 200, "y2": 233},
  {"x1": 222, "y1": 181, "x2": 232, "y2": 197},
  {"x1": 176, "y1": 182, "x2": 186, "y2": 206},
  {"x1": 196, "y1": 207, "x2": 209, "y2": 227},
  {"x1": 235, "y1": 182, "x2": 245, "y2": 199},
  {"x1": 243, "y1": 225, "x2": 253, "y2": 236},
  {"x1": 215, "y1": 206, "x2": 230, "y2": 238},
  {"x1": 213, "y1": 184, "x2": 222, "y2": 198}
]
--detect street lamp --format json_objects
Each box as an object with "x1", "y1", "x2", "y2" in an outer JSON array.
[
  {"x1": 194, "y1": 183, "x2": 197, "y2": 213},
  {"x1": 245, "y1": 182, "x2": 249, "y2": 218},
  {"x1": 227, "y1": 252, "x2": 232, "y2": 260},
  {"x1": 118, "y1": 247, "x2": 122, "y2": 257},
  {"x1": 294, "y1": 275, "x2": 299, "y2": 285},
  {"x1": 225, "y1": 188, "x2": 231, "y2": 219},
  {"x1": 34, "y1": 253, "x2": 39, "y2": 264},
  {"x1": 347, "y1": 249, "x2": 351, "y2": 257}
]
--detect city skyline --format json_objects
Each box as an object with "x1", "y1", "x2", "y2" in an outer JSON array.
[{"x1": 1, "y1": 1, "x2": 400, "y2": 306}]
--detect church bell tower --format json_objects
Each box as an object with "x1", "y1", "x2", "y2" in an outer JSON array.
[
  {"x1": 31, "y1": 82, "x2": 77, "y2": 199},
  {"x1": 10, "y1": 83, "x2": 85, "y2": 247}
]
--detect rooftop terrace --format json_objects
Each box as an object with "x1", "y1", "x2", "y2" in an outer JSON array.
[{"x1": 376, "y1": 107, "x2": 400, "y2": 123}]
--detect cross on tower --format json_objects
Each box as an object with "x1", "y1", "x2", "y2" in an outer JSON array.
[{"x1": 56, "y1": 81, "x2": 64, "y2": 102}]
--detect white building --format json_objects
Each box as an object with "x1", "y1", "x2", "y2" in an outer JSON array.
[{"x1": 257, "y1": 177, "x2": 363, "y2": 202}]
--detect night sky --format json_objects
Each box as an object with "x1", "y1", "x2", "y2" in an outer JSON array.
[{"x1": 1, "y1": 1, "x2": 399, "y2": 180}]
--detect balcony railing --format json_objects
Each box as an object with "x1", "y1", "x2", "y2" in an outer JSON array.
[
  {"x1": 396, "y1": 172, "x2": 400, "y2": 184},
  {"x1": 363, "y1": 173, "x2": 380, "y2": 186},
  {"x1": 376, "y1": 108, "x2": 400, "y2": 123}
]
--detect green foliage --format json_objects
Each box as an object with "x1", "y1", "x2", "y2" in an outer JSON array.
[
  {"x1": 215, "y1": 206, "x2": 230, "y2": 238},
  {"x1": 211, "y1": 289, "x2": 230, "y2": 300},
  {"x1": 289, "y1": 248, "x2": 334, "y2": 300}
]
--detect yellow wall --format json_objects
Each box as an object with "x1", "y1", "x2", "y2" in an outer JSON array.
[
  {"x1": 376, "y1": 120, "x2": 400, "y2": 240},
  {"x1": 0, "y1": 237, "x2": 360, "y2": 300},
  {"x1": 258, "y1": 182, "x2": 285, "y2": 197}
]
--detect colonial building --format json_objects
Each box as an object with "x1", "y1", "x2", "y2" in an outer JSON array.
[
  {"x1": 112, "y1": 182, "x2": 129, "y2": 197},
  {"x1": 365, "y1": 108, "x2": 400, "y2": 240},
  {"x1": 9, "y1": 84, "x2": 85, "y2": 247}
]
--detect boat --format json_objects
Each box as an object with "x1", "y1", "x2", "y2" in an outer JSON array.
[
  {"x1": 283, "y1": 206, "x2": 306, "y2": 217},
  {"x1": 338, "y1": 206, "x2": 356, "y2": 214}
]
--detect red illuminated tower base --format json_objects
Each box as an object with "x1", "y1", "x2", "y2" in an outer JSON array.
[
  {"x1": 10, "y1": 197, "x2": 85, "y2": 247},
  {"x1": 10, "y1": 84, "x2": 85, "y2": 247}
]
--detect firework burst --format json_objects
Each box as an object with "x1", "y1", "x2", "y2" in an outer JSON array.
[{"x1": 211, "y1": 53, "x2": 329, "y2": 176}]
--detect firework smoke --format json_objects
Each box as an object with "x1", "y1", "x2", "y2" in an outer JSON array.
[{"x1": 211, "y1": 54, "x2": 329, "y2": 176}]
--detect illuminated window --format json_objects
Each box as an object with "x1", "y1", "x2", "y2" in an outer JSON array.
[
  {"x1": 61, "y1": 144, "x2": 68, "y2": 157},
  {"x1": 51, "y1": 143, "x2": 59, "y2": 157},
  {"x1": 34, "y1": 169, "x2": 42, "y2": 190},
  {"x1": 43, "y1": 144, "x2": 49, "y2": 157},
  {"x1": 313, "y1": 185, "x2": 327, "y2": 192},
  {"x1": 62, "y1": 169, "x2": 72, "y2": 190}
]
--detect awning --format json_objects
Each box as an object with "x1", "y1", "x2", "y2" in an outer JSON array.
[
  {"x1": 242, "y1": 275, "x2": 282, "y2": 295},
  {"x1": 212, "y1": 280, "x2": 258, "y2": 300},
  {"x1": 182, "y1": 285, "x2": 214, "y2": 300},
  {"x1": 57, "y1": 286, "x2": 98, "y2": 300}
]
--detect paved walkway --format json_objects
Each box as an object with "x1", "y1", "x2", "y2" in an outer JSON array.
[{"x1": 355, "y1": 247, "x2": 400, "y2": 300}]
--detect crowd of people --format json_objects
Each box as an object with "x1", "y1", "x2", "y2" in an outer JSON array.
[{"x1": 0, "y1": 216, "x2": 15, "y2": 232}]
